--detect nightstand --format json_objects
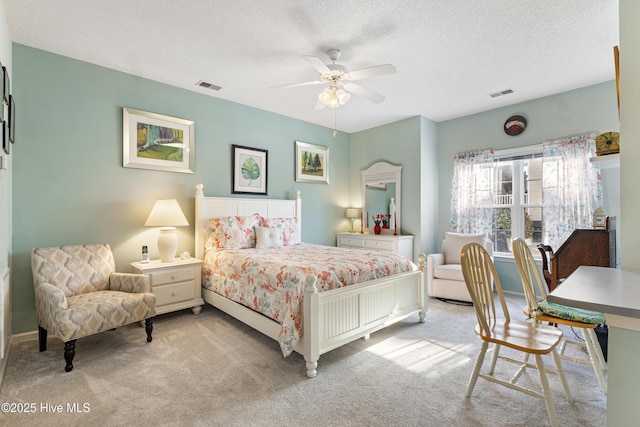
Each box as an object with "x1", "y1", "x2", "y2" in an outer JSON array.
[{"x1": 130, "y1": 258, "x2": 204, "y2": 315}]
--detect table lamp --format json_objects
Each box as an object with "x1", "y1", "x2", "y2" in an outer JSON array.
[
  {"x1": 345, "y1": 208, "x2": 361, "y2": 233},
  {"x1": 145, "y1": 199, "x2": 189, "y2": 262}
]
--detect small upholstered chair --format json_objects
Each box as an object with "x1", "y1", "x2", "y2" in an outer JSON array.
[
  {"x1": 460, "y1": 242, "x2": 572, "y2": 427},
  {"x1": 512, "y1": 238, "x2": 608, "y2": 395},
  {"x1": 426, "y1": 232, "x2": 493, "y2": 302},
  {"x1": 31, "y1": 244, "x2": 156, "y2": 372}
]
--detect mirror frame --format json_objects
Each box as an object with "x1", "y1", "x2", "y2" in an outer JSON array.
[{"x1": 361, "y1": 161, "x2": 402, "y2": 234}]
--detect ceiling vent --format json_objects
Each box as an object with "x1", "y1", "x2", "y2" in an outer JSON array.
[
  {"x1": 196, "y1": 80, "x2": 222, "y2": 91},
  {"x1": 489, "y1": 89, "x2": 514, "y2": 98}
]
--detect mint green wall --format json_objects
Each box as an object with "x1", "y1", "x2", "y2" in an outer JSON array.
[
  {"x1": 437, "y1": 81, "x2": 620, "y2": 292},
  {"x1": 350, "y1": 116, "x2": 439, "y2": 260},
  {"x1": 11, "y1": 44, "x2": 351, "y2": 334}
]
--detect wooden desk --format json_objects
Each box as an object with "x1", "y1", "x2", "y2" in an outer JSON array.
[{"x1": 548, "y1": 266, "x2": 640, "y2": 426}]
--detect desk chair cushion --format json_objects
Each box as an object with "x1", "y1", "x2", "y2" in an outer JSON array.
[{"x1": 538, "y1": 300, "x2": 605, "y2": 325}]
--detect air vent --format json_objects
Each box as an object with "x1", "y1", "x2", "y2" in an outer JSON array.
[
  {"x1": 196, "y1": 80, "x2": 222, "y2": 91},
  {"x1": 490, "y1": 89, "x2": 514, "y2": 98}
]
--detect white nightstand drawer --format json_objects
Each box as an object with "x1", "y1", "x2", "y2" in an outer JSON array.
[
  {"x1": 365, "y1": 239, "x2": 395, "y2": 252},
  {"x1": 154, "y1": 281, "x2": 195, "y2": 306},
  {"x1": 152, "y1": 267, "x2": 196, "y2": 286},
  {"x1": 338, "y1": 236, "x2": 365, "y2": 248}
]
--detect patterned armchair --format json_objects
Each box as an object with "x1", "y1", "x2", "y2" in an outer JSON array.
[{"x1": 31, "y1": 244, "x2": 156, "y2": 372}]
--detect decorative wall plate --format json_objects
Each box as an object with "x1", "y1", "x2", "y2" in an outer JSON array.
[
  {"x1": 595, "y1": 131, "x2": 620, "y2": 156},
  {"x1": 504, "y1": 115, "x2": 527, "y2": 136}
]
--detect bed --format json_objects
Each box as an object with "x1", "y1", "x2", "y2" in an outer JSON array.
[{"x1": 195, "y1": 183, "x2": 426, "y2": 377}]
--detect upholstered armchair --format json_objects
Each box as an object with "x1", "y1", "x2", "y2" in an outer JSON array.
[
  {"x1": 427, "y1": 232, "x2": 494, "y2": 302},
  {"x1": 31, "y1": 244, "x2": 156, "y2": 372}
]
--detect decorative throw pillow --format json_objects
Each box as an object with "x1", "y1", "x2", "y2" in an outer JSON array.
[
  {"x1": 255, "y1": 226, "x2": 283, "y2": 249},
  {"x1": 205, "y1": 213, "x2": 261, "y2": 251},
  {"x1": 443, "y1": 232, "x2": 486, "y2": 264},
  {"x1": 261, "y1": 217, "x2": 301, "y2": 246}
]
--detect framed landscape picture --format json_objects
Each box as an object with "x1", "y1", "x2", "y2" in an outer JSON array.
[
  {"x1": 232, "y1": 144, "x2": 268, "y2": 195},
  {"x1": 122, "y1": 107, "x2": 194, "y2": 174},
  {"x1": 295, "y1": 141, "x2": 329, "y2": 183}
]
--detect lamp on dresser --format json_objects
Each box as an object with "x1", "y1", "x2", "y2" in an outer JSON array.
[
  {"x1": 345, "y1": 208, "x2": 361, "y2": 233},
  {"x1": 145, "y1": 199, "x2": 189, "y2": 262}
]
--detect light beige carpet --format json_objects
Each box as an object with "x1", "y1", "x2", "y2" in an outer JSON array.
[{"x1": 0, "y1": 294, "x2": 606, "y2": 426}]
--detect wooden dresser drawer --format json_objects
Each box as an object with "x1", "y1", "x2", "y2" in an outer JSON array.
[
  {"x1": 154, "y1": 281, "x2": 195, "y2": 306},
  {"x1": 151, "y1": 267, "x2": 196, "y2": 286},
  {"x1": 338, "y1": 236, "x2": 365, "y2": 249},
  {"x1": 365, "y1": 239, "x2": 396, "y2": 252}
]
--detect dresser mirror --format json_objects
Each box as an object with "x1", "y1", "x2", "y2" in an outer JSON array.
[{"x1": 361, "y1": 161, "x2": 402, "y2": 234}]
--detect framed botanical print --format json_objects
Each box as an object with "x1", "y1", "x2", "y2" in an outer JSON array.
[{"x1": 232, "y1": 144, "x2": 268, "y2": 195}]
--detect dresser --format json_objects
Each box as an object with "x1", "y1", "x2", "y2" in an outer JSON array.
[
  {"x1": 130, "y1": 258, "x2": 204, "y2": 315},
  {"x1": 336, "y1": 232, "x2": 414, "y2": 260}
]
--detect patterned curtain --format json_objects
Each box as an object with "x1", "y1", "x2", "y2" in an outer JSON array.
[
  {"x1": 542, "y1": 133, "x2": 603, "y2": 249},
  {"x1": 450, "y1": 149, "x2": 495, "y2": 235}
]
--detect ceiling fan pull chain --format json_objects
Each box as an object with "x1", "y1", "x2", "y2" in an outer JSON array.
[{"x1": 333, "y1": 109, "x2": 337, "y2": 138}]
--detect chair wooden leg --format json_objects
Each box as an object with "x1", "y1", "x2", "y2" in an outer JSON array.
[
  {"x1": 551, "y1": 348, "x2": 573, "y2": 403},
  {"x1": 145, "y1": 318, "x2": 153, "y2": 342},
  {"x1": 583, "y1": 328, "x2": 608, "y2": 395},
  {"x1": 466, "y1": 341, "x2": 488, "y2": 398},
  {"x1": 488, "y1": 344, "x2": 500, "y2": 375},
  {"x1": 64, "y1": 340, "x2": 76, "y2": 372},
  {"x1": 38, "y1": 326, "x2": 47, "y2": 352},
  {"x1": 534, "y1": 354, "x2": 559, "y2": 427}
]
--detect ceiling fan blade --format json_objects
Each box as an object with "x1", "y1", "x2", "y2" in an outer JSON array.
[
  {"x1": 348, "y1": 63, "x2": 396, "y2": 81},
  {"x1": 269, "y1": 80, "x2": 325, "y2": 89},
  {"x1": 344, "y1": 82, "x2": 385, "y2": 104},
  {"x1": 302, "y1": 55, "x2": 332, "y2": 74}
]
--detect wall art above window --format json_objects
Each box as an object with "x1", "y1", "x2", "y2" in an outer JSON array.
[{"x1": 122, "y1": 107, "x2": 194, "y2": 174}]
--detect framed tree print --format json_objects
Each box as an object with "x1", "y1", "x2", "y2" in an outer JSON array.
[
  {"x1": 295, "y1": 141, "x2": 329, "y2": 183},
  {"x1": 232, "y1": 144, "x2": 268, "y2": 195}
]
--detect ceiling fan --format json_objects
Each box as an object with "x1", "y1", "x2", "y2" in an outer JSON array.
[{"x1": 272, "y1": 49, "x2": 396, "y2": 109}]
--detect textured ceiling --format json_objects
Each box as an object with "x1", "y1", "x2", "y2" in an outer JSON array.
[{"x1": 3, "y1": 0, "x2": 619, "y2": 133}]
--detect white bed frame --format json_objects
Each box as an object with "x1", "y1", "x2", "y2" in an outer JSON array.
[{"x1": 195, "y1": 183, "x2": 426, "y2": 377}]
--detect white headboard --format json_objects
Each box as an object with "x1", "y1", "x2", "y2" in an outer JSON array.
[{"x1": 194, "y1": 183, "x2": 302, "y2": 259}]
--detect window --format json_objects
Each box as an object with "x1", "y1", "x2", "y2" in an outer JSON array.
[
  {"x1": 451, "y1": 135, "x2": 602, "y2": 255},
  {"x1": 483, "y1": 156, "x2": 544, "y2": 253}
]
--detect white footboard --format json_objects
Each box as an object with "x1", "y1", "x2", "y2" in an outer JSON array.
[{"x1": 302, "y1": 254, "x2": 426, "y2": 377}]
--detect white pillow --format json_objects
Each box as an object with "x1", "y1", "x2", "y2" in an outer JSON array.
[
  {"x1": 443, "y1": 232, "x2": 486, "y2": 264},
  {"x1": 255, "y1": 226, "x2": 283, "y2": 249}
]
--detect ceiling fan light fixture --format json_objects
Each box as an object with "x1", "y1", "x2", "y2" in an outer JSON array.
[
  {"x1": 318, "y1": 86, "x2": 350, "y2": 108},
  {"x1": 336, "y1": 88, "x2": 350, "y2": 105}
]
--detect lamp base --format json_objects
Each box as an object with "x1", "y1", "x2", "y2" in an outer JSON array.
[{"x1": 157, "y1": 227, "x2": 177, "y2": 262}]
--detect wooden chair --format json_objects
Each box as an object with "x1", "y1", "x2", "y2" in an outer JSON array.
[
  {"x1": 512, "y1": 238, "x2": 607, "y2": 395},
  {"x1": 460, "y1": 242, "x2": 573, "y2": 427},
  {"x1": 537, "y1": 244, "x2": 555, "y2": 290}
]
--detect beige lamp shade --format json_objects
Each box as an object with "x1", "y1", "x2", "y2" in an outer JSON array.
[
  {"x1": 345, "y1": 208, "x2": 361, "y2": 219},
  {"x1": 345, "y1": 208, "x2": 361, "y2": 233},
  {"x1": 145, "y1": 199, "x2": 189, "y2": 262},
  {"x1": 145, "y1": 199, "x2": 189, "y2": 227}
]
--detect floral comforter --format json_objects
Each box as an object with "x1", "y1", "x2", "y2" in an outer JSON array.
[{"x1": 202, "y1": 243, "x2": 417, "y2": 357}]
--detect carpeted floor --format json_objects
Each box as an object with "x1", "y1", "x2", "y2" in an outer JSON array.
[{"x1": 0, "y1": 293, "x2": 606, "y2": 426}]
